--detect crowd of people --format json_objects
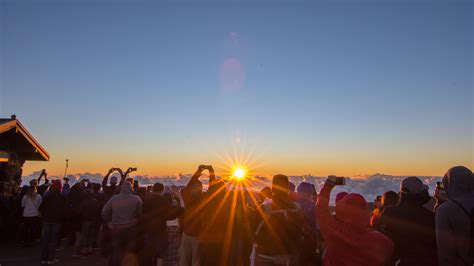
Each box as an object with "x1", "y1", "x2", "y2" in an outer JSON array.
[{"x1": 0, "y1": 165, "x2": 473, "y2": 266}]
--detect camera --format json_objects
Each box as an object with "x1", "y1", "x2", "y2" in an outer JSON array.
[
  {"x1": 436, "y1": 182, "x2": 444, "y2": 190},
  {"x1": 328, "y1": 175, "x2": 345, "y2": 185}
]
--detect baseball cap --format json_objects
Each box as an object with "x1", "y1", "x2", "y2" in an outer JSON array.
[{"x1": 401, "y1": 176, "x2": 429, "y2": 194}]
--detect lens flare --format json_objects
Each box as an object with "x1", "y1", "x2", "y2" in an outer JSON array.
[{"x1": 233, "y1": 167, "x2": 246, "y2": 179}]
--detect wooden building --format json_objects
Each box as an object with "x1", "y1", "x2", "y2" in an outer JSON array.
[{"x1": 0, "y1": 115, "x2": 49, "y2": 191}]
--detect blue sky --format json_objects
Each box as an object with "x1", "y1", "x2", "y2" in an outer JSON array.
[{"x1": 1, "y1": 0, "x2": 472, "y2": 176}]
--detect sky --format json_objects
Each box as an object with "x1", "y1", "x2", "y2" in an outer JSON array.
[{"x1": 1, "y1": 0, "x2": 472, "y2": 177}]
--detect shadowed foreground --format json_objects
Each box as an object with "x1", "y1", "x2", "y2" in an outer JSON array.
[{"x1": 0, "y1": 240, "x2": 106, "y2": 266}]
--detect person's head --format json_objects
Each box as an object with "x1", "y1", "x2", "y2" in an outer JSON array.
[
  {"x1": 109, "y1": 176, "x2": 118, "y2": 186},
  {"x1": 400, "y1": 176, "x2": 429, "y2": 196},
  {"x1": 272, "y1": 174, "x2": 289, "y2": 199},
  {"x1": 400, "y1": 176, "x2": 430, "y2": 205},
  {"x1": 335, "y1": 193, "x2": 370, "y2": 230},
  {"x1": 381, "y1": 190, "x2": 399, "y2": 208},
  {"x1": 93, "y1": 183, "x2": 101, "y2": 192},
  {"x1": 443, "y1": 166, "x2": 473, "y2": 200},
  {"x1": 120, "y1": 180, "x2": 133, "y2": 194},
  {"x1": 153, "y1": 183, "x2": 164, "y2": 194},
  {"x1": 29, "y1": 179, "x2": 38, "y2": 188},
  {"x1": 50, "y1": 180, "x2": 62, "y2": 193},
  {"x1": 296, "y1": 182, "x2": 313, "y2": 199},
  {"x1": 259, "y1": 187, "x2": 272, "y2": 202},
  {"x1": 335, "y1": 192, "x2": 348, "y2": 205},
  {"x1": 63, "y1": 177, "x2": 69, "y2": 184}
]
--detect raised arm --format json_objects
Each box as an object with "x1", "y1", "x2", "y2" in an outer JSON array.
[
  {"x1": 43, "y1": 171, "x2": 50, "y2": 184},
  {"x1": 117, "y1": 168, "x2": 125, "y2": 185},
  {"x1": 186, "y1": 165, "x2": 205, "y2": 189},
  {"x1": 37, "y1": 169, "x2": 46, "y2": 183},
  {"x1": 208, "y1": 165, "x2": 216, "y2": 184},
  {"x1": 102, "y1": 168, "x2": 114, "y2": 187},
  {"x1": 316, "y1": 179, "x2": 361, "y2": 247}
]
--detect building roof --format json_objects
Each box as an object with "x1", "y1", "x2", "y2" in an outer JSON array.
[{"x1": 0, "y1": 117, "x2": 50, "y2": 161}]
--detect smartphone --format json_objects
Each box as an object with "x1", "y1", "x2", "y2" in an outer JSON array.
[
  {"x1": 436, "y1": 182, "x2": 444, "y2": 190},
  {"x1": 130, "y1": 167, "x2": 138, "y2": 172},
  {"x1": 328, "y1": 175, "x2": 346, "y2": 185}
]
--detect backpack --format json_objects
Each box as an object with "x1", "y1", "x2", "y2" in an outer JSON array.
[
  {"x1": 452, "y1": 200, "x2": 474, "y2": 258},
  {"x1": 254, "y1": 202, "x2": 304, "y2": 256}
]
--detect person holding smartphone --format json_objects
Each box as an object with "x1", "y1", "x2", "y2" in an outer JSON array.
[
  {"x1": 316, "y1": 176, "x2": 394, "y2": 266},
  {"x1": 179, "y1": 164, "x2": 214, "y2": 266}
]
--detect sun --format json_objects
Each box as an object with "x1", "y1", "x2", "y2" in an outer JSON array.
[{"x1": 233, "y1": 168, "x2": 246, "y2": 179}]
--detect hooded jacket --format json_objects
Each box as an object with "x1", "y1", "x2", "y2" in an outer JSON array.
[
  {"x1": 379, "y1": 190, "x2": 437, "y2": 266},
  {"x1": 436, "y1": 166, "x2": 474, "y2": 266},
  {"x1": 316, "y1": 184, "x2": 394, "y2": 266},
  {"x1": 102, "y1": 181, "x2": 142, "y2": 229}
]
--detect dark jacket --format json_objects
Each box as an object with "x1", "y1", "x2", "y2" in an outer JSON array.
[
  {"x1": 142, "y1": 193, "x2": 183, "y2": 235},
  {"x1": 68, "y1": 183, "x2": 87, "y2": 212},
  {"x1": 436, "y1": 166, "x2": 474, "y2": 266},
  {"x1": 180, "y1": 186, "x2": 203, "y2": 237},
  {"x1": 78, "y1": 196, "x2": 102, "y2": 222},
  {"x1": 39, "y1": 191, "x2": 67, "y2": 224},
  {"x1": 379, "y1": 191, "x2": 437, "y2": 266}
]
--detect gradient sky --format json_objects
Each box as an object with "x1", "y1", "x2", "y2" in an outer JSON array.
[{"x1": 1, "y1": 0, "x2": 472, "y2": 177}]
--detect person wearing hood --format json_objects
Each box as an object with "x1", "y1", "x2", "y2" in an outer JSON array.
[
  {"x1": 379, "y1": 176, "x2": 437, "y2": 266},
  {"x1": 436, "y1": 166, "x2": 474, "y2": 266},
  {"x1": 316, "y1": 177, "x2": 394, "y2": 266},
  {"x1": 39, "y1": 180, "x2": 67, "y2": 265},
  {"x1": 102, "y1": 180, "x2": 143, "y2": 266}
]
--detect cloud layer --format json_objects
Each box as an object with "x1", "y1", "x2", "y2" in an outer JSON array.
[{"x1": 23, "y1": 171, "x2": 442, "y2": 204}]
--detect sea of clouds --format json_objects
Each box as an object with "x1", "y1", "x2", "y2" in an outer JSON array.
[{"x1": 22, "y1": 171, "x2": 443, "y2": 203}]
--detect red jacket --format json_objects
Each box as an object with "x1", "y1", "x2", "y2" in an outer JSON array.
[{"x1": 316, "y1": 184, "x2": 394, "y2": 266}]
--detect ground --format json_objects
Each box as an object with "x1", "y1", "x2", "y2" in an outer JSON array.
[{"x1": 0, "y1": 240, "x2": 106, "y2": 266}]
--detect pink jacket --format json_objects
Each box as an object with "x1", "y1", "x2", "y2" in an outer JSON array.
[{"x1": 316, "y1": 184, "x2": 394, "y2": 266}]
